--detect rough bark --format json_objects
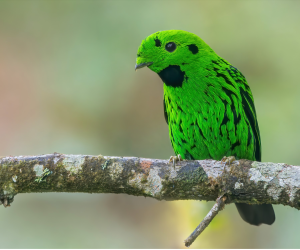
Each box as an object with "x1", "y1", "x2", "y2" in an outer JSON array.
[{"x1": 0, "y1": 153, "x2": 299, "y2": 209}]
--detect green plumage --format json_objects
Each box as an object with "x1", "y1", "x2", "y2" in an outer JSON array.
[{"x1": 136, "y1": 30, "x2": 275, "y2": 226}]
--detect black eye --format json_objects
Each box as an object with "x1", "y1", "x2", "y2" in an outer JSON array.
[{"x1": 165, "y1": 42, "x2": 176, "y2": 52}]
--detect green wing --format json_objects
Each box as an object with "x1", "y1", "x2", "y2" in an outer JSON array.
[{"x1": 227, "y1": 66, "x2": 261, "y2": 161}]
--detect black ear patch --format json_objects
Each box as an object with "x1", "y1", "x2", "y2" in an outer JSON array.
[
  {"x1": 158, "y1": 65, "x2": 186, "y2": 88},
  {"x1": 155, "y1": 38, "x2": 161, "y2": 47},
  {"x1": 188, "y1": 44, "x2": 199, "y2": 54}
]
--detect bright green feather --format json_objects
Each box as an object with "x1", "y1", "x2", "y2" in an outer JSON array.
[
  {"x1": 136, "y1": 30, "x2": 261, "y2": 162},
  {"x1": 135, "y1": 30, "x2": 276, "y2": 227}
]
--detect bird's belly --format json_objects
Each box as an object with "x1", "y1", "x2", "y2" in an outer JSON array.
[
  {"x1": 168, "y1": 117, "x2": 253, "y2": 161},
  {"x1": 169, "y1": 121, "x2": 225, "y2": 160}
]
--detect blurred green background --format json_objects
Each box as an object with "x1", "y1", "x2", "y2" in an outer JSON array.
[{"x1": 0, "y1": 0, "x2": 300, "y2": 248}]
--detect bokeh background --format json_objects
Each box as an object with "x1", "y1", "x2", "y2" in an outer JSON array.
[{"x1": 0, "y1": 0, "x2": 300, "y2": 248}]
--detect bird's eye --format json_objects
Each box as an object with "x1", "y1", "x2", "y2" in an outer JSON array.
[{"x1": 165, "y1": 42, "x2": 176, "y2": 52}]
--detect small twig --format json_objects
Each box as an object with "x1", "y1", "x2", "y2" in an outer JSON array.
[{"x1": 184, "y1": 195, "x2": 227, "y2": 247}]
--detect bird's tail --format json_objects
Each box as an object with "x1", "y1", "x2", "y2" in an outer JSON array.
[{"x1": 235, "y1": 203, "x2": 275, "y2": 226}]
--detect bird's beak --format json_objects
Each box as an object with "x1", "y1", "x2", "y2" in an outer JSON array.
[{"x1": 135, "y1": 62, "x2": 153, "y2": 71}]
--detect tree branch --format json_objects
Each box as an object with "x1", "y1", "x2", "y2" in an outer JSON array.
[
  {"x1": 184, "y1": 195, "x2": 226, "y2": 247},
  {"x1": 0, "y1": 153, "x2": 299, "y2": 246}
]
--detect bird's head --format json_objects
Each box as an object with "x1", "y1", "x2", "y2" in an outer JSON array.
[{"x1": 135, "y1": 30, "x2": 213, "y2": 74}]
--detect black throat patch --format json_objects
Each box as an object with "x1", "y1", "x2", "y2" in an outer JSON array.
[{"x1": 158, "y1": 65, "x2": 185, "y2": 88}]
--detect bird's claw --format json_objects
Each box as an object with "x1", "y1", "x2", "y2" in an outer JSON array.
[
  {"x1": 221, "y1": 156, "x2": 236, "y2": 165},
  {"x1": 169, "y1": 154, "x2": 182, "y2": 168}
]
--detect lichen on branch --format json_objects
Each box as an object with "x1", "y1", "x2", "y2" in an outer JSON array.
[
  {"x1": 0, "y1": 153, "x2": 299, "y2": 209},
  {"x1": 1, "y1": 153, "x2": 300, "y2": 246}
]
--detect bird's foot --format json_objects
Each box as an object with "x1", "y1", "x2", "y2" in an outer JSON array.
[
  {"x1": 221, "y1": 156, "x2": 236, "y2": 165},
  {"x1": 169, "y1": 154, "x2": 182, "y2": 168}
]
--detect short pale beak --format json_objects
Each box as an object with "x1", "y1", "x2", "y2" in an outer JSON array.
[{"x1": 135, "y1": 62, "x2": 153, "y2": 71}]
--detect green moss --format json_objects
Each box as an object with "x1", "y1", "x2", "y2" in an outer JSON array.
[
  {"x1": 102, "y1": 159, "x2": 111, "y2": 170},
  {"x1": 35, "y1": 168, "x2": 53, "y2": 183},
  {"x1": 140, "y1": 175, "x2": 148, "y2": 184}
]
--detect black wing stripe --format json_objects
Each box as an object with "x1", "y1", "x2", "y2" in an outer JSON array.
[
  {"x1": 163, "y1": 97, "x2": 168, "y2": 125},
  {"x1": 227, "y1": 65, "x2": 261, "y2": 161},
  {"x1": 240, "y1": 88, "x2": 261, "y2": 161}
]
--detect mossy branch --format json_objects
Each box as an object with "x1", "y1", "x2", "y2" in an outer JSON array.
[
  {"x1": 0, "y1": 153, "x2": 299, "y2": 246},
  {"x1": 0, "y1": 153, "x2": 299, "y2": 207}
]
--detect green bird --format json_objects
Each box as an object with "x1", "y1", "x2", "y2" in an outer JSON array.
[{"x1": 135, "y1": 30, "x2": 275, "y2": 226}]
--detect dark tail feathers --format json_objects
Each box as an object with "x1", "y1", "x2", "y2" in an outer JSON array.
[{"x1": 235, "y1": 203, "x2": 275, "y2": 226}]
